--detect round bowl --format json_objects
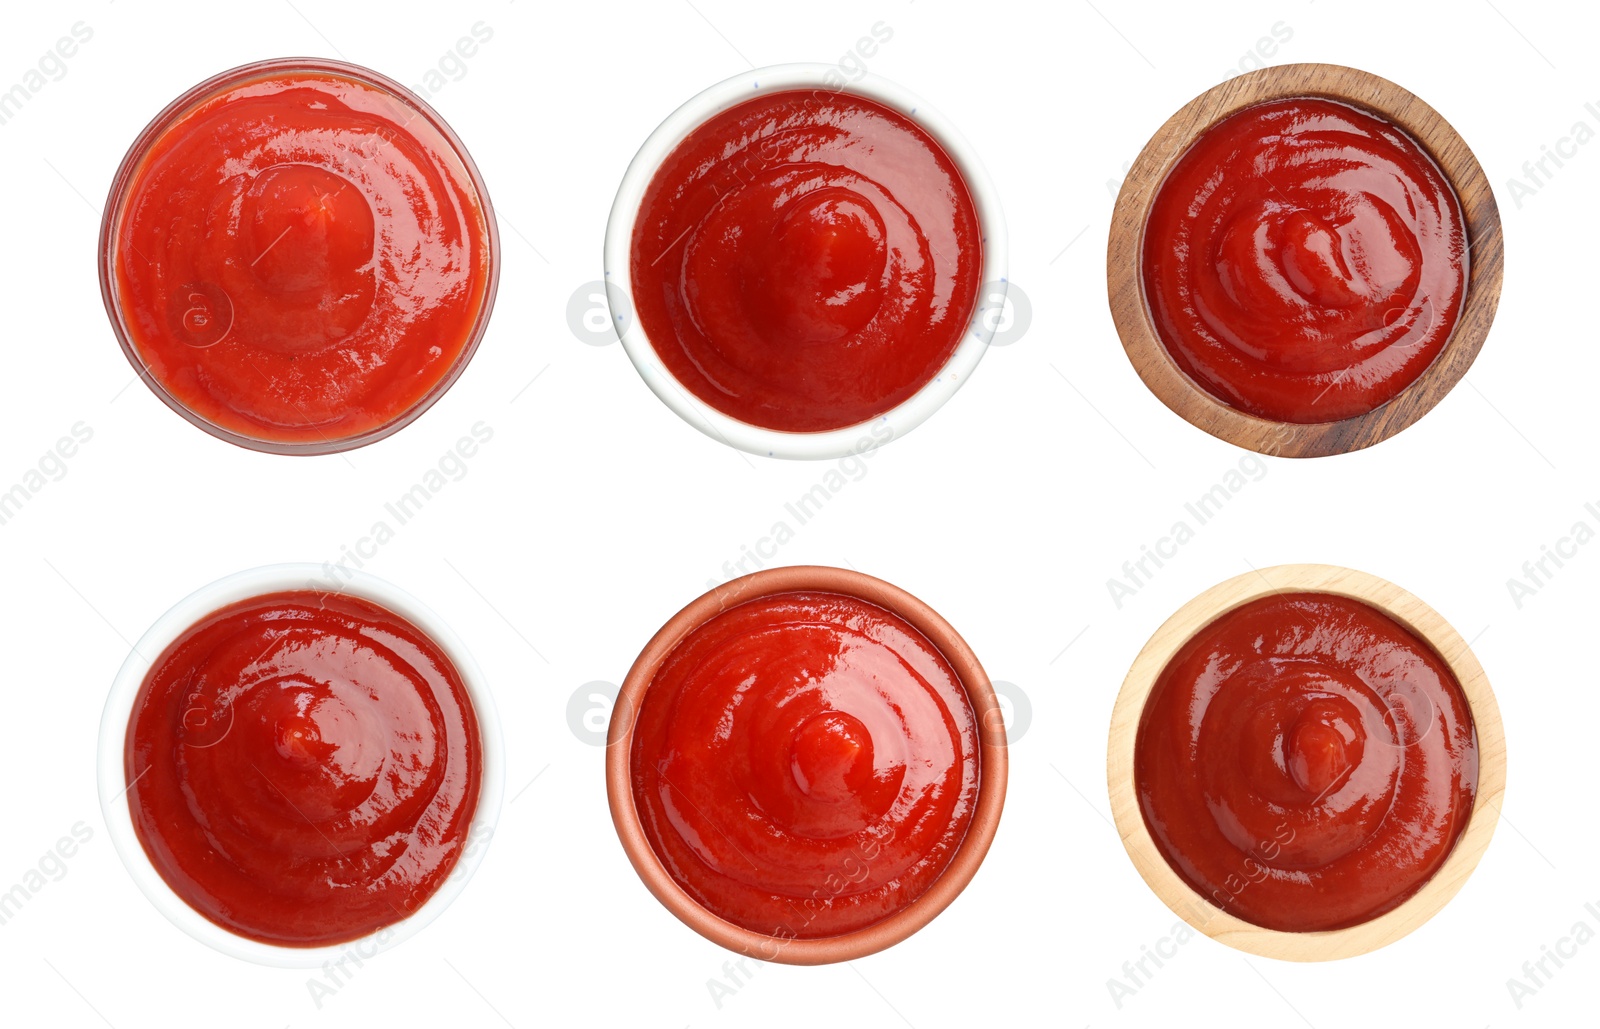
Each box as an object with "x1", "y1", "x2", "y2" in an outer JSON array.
[
  {"x1": 99, "y1": 58, "x2": 500, "y2": 455},
  {"x1": 96, "y1": 563, "x2": 504, "y2": 967},
  {"x1": 1106, "y1": 563, "x2": 1505, "y2": 960},
  {"x1": 607, "y1": 565, "x2": 1008, "y2": 963},
  {"x1": 603, "y1": 63, "x2": 1007, "y2": 460},
  {"x1": 1107, "y1": 64, "x2": 1503, "y2": 457}
]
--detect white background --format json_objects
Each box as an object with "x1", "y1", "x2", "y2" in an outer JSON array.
[{"x1": 0, "y1": 0, "x2": 1594, "y2": 1026}]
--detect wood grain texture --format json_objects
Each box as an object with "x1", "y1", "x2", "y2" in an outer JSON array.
[
  {"x1": 1106, "y1": 564, "x2": 1506, "y2": 961},
  {"x1": 1107, "y1": 64, "x2": 1504, "y2": 458}
]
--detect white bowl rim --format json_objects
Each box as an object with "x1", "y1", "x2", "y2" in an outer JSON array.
[
  {"x1": 95, "y1": 563, "x2": 505, "y2": 969},
  {"x1": 603, "y1": 61, "x2": 1009, "y2": 460}
]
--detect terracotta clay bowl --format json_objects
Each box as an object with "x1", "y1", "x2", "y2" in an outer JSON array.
[{"x1": 607, "y1": 565, "x2": 1008, "y2": 964}]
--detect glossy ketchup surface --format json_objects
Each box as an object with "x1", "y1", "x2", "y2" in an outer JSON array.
[
  {"x1": 1142, "y1": 98, "x2": 1466, "y2": 423},
  {"x1": 1135, "y1": 592, "x2": 1478, "y2": 932},
  {"x1": 631, "y1": 591, "x2": 979, "y2": 938},
  {"x1": 630, "y1": 90, "x2": 982, "y2": 433},
  {"x1": 125, "y1": 591, "x2": 481, "y2": 947},
  {"x1": 107, "y1": 64, "x2": 494, "y2": 447}
]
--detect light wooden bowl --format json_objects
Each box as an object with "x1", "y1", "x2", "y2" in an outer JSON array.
[
  {"x1": 607, "y1": 566, "x2": 1008, "y2": 964},
  {"x1": 1106, "y1": 564, "x2": 1505, "y2": 961},
  {"x1": 1107, "y1": 64, "x2": 1503, "y2": 457}
]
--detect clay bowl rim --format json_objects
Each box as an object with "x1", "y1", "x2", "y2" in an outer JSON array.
[
  {"x1": 1106, "y1": 563, "x2": 1506, "y2": 961},
  {"x1": 1106, "y1": 62, "x2": 1504, "y2": 458},
  {"x1": 606, "y1": 564, "x2": 1008, "y2": 965}
]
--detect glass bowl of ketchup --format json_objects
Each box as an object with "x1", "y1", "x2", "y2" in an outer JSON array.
[
  {"x1": 99, "y1": 59, "x2": 499, "y2": 455},
  {"x1": 1107, "y1": 564, "x2": 1506, "y2": 960},
  {"x1": 604, "y1": 64, "x2": 1007, "y2": 460},
  {"x1": 96, "y1": 564, "x2": 504, "y2": 967},
  {"x1": 607, "y1": 566, "x2": 1008, "y2": 962}
]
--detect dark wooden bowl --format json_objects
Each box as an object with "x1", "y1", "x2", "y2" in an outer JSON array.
[{"x1": 1108, "y1": 64, "x2": 1503, "y2": 458}]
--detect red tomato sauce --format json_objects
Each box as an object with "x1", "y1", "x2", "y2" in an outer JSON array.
[
  {"x1": 630, "y1": 89, "x2": 983, "y2": 433},
  {"x1": 630, "y1": 591, "x2": 979, "y2": 938},
  {"x1": 1142, "y1": 98, "x2": 1466, "y2": 423},
  {"x1": 1135, "y1": 592, "x2": 1478, "y2": 932},
  {"x1": 125, "y1": 591, "x2": 482, "y2": 947},
  {"x1": 104, "y1": 62, "x2": 494, "y2": 449}
]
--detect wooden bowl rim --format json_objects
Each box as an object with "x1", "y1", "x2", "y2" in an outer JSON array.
[
  {"x1": 1106, "y1": 63, "x2": 1505, "y2": 458},
  {"x1": 606, "y1": 565, "x2": 1008, "y2": 965},
  {"x1": 1105, "y1": 563, "x2": 1506, "y2": 961}
]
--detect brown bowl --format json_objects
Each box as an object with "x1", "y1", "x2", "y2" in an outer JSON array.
[
  {"x1": 1107, "y1": 64, "x2": 1503, "y2": 458},
  {"x1": 1106, "y1": 564, "x2": 1506, "y2": 960},
  {"x1": 606, "y1": 565, "x2": 1007, "y2": 964}
]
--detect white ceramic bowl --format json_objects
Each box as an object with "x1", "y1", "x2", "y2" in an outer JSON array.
[
  {"x1": 604, "y1": 63, "x2": 1008, "y2": 460},
  {"x1": 96, "y1": 564, "x2": 504, "y2": 968}
]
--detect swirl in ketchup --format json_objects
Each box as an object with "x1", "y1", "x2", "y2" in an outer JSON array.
[
  {"x1": 630, "y1": 591, "x2": 979, "y2": 938},
  {"x1": 1135, "y1": 592, "x2": 1478, "y2": 932},
  {"x1": 1141, "y1": 98, "x2": 1466, "y2": 422},
  {"x1": 630, "y1": 89, "x2": 982, "y2": 433},
  {"x1": 125, "y1": 591, "x2": 482, "y2": 947},
  {"x1": 103, "y1": 61, "x2": 495, "y2": 450}
]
